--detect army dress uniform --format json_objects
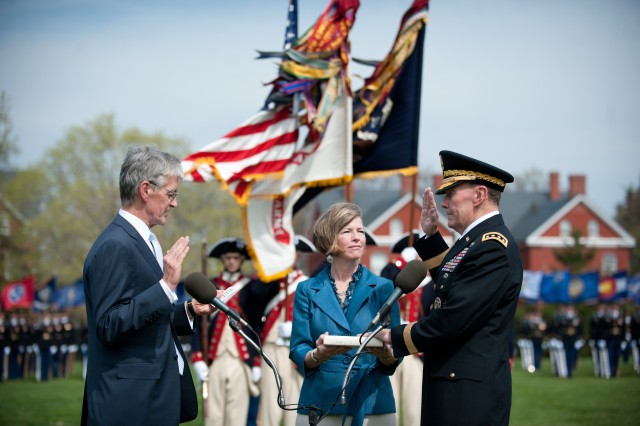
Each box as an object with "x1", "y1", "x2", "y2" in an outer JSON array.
[{"x1": 389, "y1": 150, "x2": 523, "y2": 426}]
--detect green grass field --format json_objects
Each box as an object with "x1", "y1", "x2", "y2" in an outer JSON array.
[{"x1": 0, "y1": 357, "x2": 638, "y2": 426}]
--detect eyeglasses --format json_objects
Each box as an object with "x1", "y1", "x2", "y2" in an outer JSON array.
[{"x1": 148, "y1": 180, "x2": 178, "y2": 201}]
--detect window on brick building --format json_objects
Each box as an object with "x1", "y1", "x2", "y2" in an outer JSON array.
[
  {"x1": 560, "y1": 220, "x2": 572, "y2": 237},
  {"x1": 588, "y1": 220, "x2": 599, "y2": 237},
  {"x1": 390, "y1": 219, "x2": 403, "y2": 237},
  {"x1": 601, "y1": 253, "x2": 617, "y2": 276},
  {"x1": 369, "y1": 252, "x2": 389, "y2": 276}
]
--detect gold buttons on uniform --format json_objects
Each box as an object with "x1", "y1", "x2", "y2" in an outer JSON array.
[{"x1": 449, "y1": 372, "x2": 455, "y2": 379}]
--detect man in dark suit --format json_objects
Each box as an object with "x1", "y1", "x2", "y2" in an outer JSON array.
[
  {"x1": 377, "y1": 150, "x2": 523, "y2": 425},
  {"x1": 82, "y1": 146, "x2": 214, "y2": 425}
]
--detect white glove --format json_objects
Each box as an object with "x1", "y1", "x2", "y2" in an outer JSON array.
[
  {"x1": 50, "y1": 346, "x2": 58, "y2": 355},
  {"x1": 3, "y1": 347, "x2": 9, "y2": 356},
  {"x1": 192, "y1": 360, "x2": 208, "y2": 383},
  {"x1": 251, "y1": 366, "x2": 262, "y2": 383},
  {"x1": 575, "y1": 339, "x2": 584, "y2": 350},
  {"x1": 598, "y1": 340, "x2": 607, "y2": 349},
  {"x1": 278, "y1": 321, "x2": 292, "y2": 339}
]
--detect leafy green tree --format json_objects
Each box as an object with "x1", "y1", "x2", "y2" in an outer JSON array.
[
  {"x1": 616, "y1": 178, "x2": 640, "y2": 274},
  {"x1": 553, "y1": 229, "x2": 595, "y2": 274},
  {"x1": 11, "y1": 114, "x2": 242, "y2": 283},
  {"x1": 0, "y1": 91, "x2": 19, "y2": 169}
]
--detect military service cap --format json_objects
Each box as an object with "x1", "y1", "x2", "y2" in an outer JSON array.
[{"x1": 435, "y1": 150, "x2": 514, "y2": 195}]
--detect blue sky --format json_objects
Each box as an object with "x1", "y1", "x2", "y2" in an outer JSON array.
[{"x1": 1, "y1": 0, "x2": 639, "y2": 217}]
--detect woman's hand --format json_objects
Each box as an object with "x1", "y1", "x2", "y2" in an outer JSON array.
[{"x1": 306, "y1": 332, "x2": 351, "y2": 367}]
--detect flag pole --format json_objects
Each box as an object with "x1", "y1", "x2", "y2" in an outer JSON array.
[
  {"x1": 199, "y1": 230, "x2": 210, "y2": 417},
  {"x1": 408, "y1": 173, "x2": 418, "y2": 247}
]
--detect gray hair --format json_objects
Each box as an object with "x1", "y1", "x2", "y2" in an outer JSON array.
[
  {"x1": 119, "y1": 146, "x2": 183, "y2": 207},
  {"x1": 312, "y1": 202, "x2": 363, "y2": 257}
]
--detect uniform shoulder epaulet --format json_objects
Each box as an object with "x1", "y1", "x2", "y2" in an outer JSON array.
[{"x1": 481, "y1": 231, "x2": 508, "y2": 248}]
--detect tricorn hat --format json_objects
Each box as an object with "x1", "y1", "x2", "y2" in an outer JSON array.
[
  {"x1": 391, "y1": 232, "x2": 421, "y2": 253},
  {"x1": 294, "y1": 235, "x2": 317, "y2": 253},
  {"x1": 435, "y1": 150, "x2": 514, "y2": 195},
  {"x1": 208, "y1": 237, "x2": 249, "y2": 259}
]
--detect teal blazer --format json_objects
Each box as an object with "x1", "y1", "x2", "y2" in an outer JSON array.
[{"x1": 290, "y1": 265, "x2": 401, "y2": 426}]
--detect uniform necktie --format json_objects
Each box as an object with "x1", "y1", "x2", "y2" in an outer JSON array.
[{"x1": 150, "y1": 232, "x2": 184, "y2": 375}]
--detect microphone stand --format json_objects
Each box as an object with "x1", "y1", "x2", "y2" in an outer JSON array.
[
  {"x1": 227, "y1": 318, "x2": 286, "y2": 408},
  {"x1": 338, "y1": 315, "x2": 392, "y2": 406}
]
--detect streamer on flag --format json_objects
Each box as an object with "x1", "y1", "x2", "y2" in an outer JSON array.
[
  {"x1": 182, "y1": 0, "x2": 359, "y2": 280},
  {"x1": 294, "y1": 0, "x2": 429, "y2": 212},
  {"x1": 352, "y1": 0, "x2": 428, "y2": 178}
]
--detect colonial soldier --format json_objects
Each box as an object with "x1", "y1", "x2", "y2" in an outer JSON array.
[
  {"x1": 381, "y1": 246, "x2": 427, "y2": 426},
  {"x1": 256, "y1": 235, "x2": 314, "y2": 426},
  {"x1": 377, "y1": 150, "x2": 523, "y2": 426},
  {"x1": 190, "y1": 237, "x2": 277, "y2": 426}
]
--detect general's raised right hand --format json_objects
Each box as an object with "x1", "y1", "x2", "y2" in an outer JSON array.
[{"x1": 420, "y1": 187, "x2": 440, "y2": 237}]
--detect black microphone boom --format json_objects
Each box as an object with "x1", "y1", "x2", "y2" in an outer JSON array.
[
  {"x1": 185, "y1": 271, "x2": 249, "y2": 328},
  {"x1": 368, "y1": 259, "x2": 427, "y2": 329}
]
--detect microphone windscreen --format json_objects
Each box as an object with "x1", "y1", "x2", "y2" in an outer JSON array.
[
  {"x1": 185, "y1": 272, "x2": 216, "y2": 303},
  {"x1": 395, "y1": 259, "x2": 428, "y2": 293}
]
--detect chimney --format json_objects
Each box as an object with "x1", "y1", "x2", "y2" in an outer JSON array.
[
  {"x1": 401, "y1": 175, "x2": 416, "y2": 194},
  {"x1": 432, "y1": 174, "x2": 443, "y2": 192},
  {"x1": 550, "y1": 172, "x2": 560, "y2": 201},
  {"x1": 569, "y1": 175, "x2": 586, "y2": 198}
]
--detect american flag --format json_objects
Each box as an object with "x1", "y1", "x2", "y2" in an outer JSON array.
[{"x1": 182, "y1": 106, "x2": 299, "y2": 203}]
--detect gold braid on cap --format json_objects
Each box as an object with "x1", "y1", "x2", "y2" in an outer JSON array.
[{"x1": 443, "y1": 169, "x2": 506, "y2": 188}]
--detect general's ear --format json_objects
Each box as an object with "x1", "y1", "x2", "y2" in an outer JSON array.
[{"x1": 474, "y1": 185, "x2": 488, "y2": 205}]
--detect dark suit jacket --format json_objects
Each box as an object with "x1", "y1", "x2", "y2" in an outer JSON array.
[
  {"x1": 391, "y1": 214, "x2": 523, "y2": 426},
  {"x1": 82, "y1": 214, "x2": 197, "y2": 425}
]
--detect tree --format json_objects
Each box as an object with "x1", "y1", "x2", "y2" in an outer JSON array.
[
  {"x1": 511, "y1": 167, "x2": 547, "y2": 192},
  {"x1": 553, "y1": 229, "x2": 595, "y2": 274},
  {"x1": 0, "y1": 91, "x2": 19, "y2": 170},
  {"x1": 616, "y1": 177, "x2": 640, "y2": 274},
  {"x1": 7, "y1": 114, "x2": 243, "y2": 283}
]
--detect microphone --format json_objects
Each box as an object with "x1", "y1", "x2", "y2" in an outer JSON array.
[
  {"x1": 368, "y1": 259, "x2": 427, "y2": 329},
  {"x1": 185, "y1": 271, "x2": 249, "y2": 328}
]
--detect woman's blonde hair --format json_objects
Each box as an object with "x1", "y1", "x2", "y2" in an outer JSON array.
[{"x1": 312, "y1": 202, "x2": 363, "y2": 257}]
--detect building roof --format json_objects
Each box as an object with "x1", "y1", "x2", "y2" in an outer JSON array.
[{"x1": 306, "y1": 180, "x2": 633, "y2": 247}]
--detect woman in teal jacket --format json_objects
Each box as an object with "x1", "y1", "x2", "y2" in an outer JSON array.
[{"x1": 290, "y1": 202, "x2": 401, "y2": 426}]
